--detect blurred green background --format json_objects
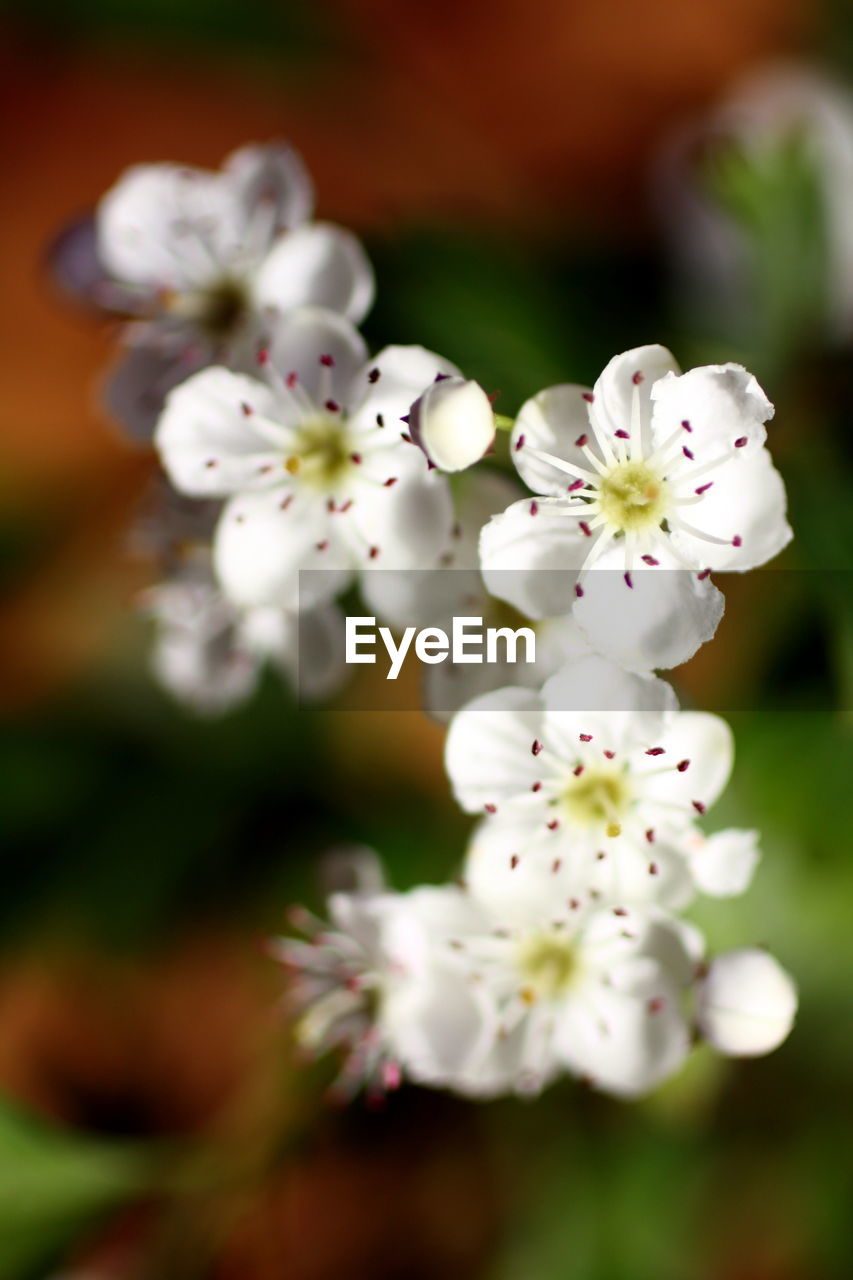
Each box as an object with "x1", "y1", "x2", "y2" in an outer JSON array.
[{"x1": 1, "y1": 0, "x2": 852, "y2": 1276}]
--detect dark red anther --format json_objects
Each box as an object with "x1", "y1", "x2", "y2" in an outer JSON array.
[
  {"x1": 350, "y1": 452, "x2": 362, "y2": 465},
  {"x1": 569, "y1": 897, "x2": 581, "y2": 910},
  {"x1": 681, "y1": 419, "x2": 692, "y2": 432},
  {"x1": 531, "y1": 781, "x2": 542, "y2": 792},
  {"x1": 613, "y1": 907, "x2": 628, "y2": 917},
  {"x1": 286, "y1": 371, "x2": 298, "y2": 388},
  {"x1": 575, "y1": 433, "x2": 589, "y2": 447},
  {"x1": 615, "y1": 429, "x2": 630, "y2": 440},
  {"x1": 645, "y1": 828, "x2": 655, "y2": 843},
  {"x1": 257, "y1": 347, "x2": 269, "y2": 366},
  {"x1": 692, "y1": 799, "x2": 706, "y2": 815},
  {"x1": 400, "y1": 432, "x2": 412, "y2": 443},
  {"x1": 683, "y1": 445, "x2": 694, "y2": 460},
  {"x1": 547, "y1": 819, "x2": 559, "y2": 830},
  {"x1": 734, "y1": 436, "x2": 747, "y2": 448},
  {"x1": 575, "y1": 583, "x2": 584, "y2": 598},
  {"x1": 648, "y1": 862, "x2": 659, "y2": 875},
  {"x1": 573, "y1": 764, "x2": 584, "y2": 776},
  {"x1": 484, "y1": 803, "x2": 497, "y2": 814},
  {"x1": 376, "y1": 414, "x2": 384, "y2": 427},
  {"x1": 646, "y1": 747, "x2": 665, "y2": 756},
  {"x1": 383, "y1": 476, "x2": 398, "y2": 487},
  {"x1": 579, "y1": 521, "x2": 592, "y2": 537},
  {"x1": 632, "y1": 371, "x2": 644, "y2": 385},
  {"x1": 368, "y1": 367, "x2": 380, "y2": 383},
  {"x1": 641, "y1": 554, "x2": 659, "y2": 565},
  {"x1": 568, "y1": 479, "x2": 585, "y2": 492},
  {"x1": 579, "y1": 732, "x2": 592, "y2": 742},
  {"x1": 582, "y1": 392, "x2": 595, "y2": 403},
  {"x1": 316, "y1": 540, "x2": 329, "y2": 551},
  {"x1": 531, "y1": 739, "x2": 543, "y2": 756},
  {"x1": 319, "y1": 354, "x2": 335, "y2": 367},
  {"x1": 624, "y1": 571, "x2": 633, "y2": 589},
  {"x1": 515, "y1": 434, "x2": 526, "y2": 451},
  {"x1": 529, "y1": 500, "x2": 539, "y2": 515},
  {"x1": 510, "y1": 855, "x2": 519, "y2": 870},
  {"x1": 732, "y1": 534, "x2": 743, "y2": 547},
  {"x1": 697, "y1": 568, "x2": 711, "y2": 580},
  {"x1": 240, "y1": 401, "x2": 253, "y2": 416},
  {"x1": 695, "y1": 482, "x2": 713, "y2": 495},
  {"x1": 676, "y1": 759, "x2": 690, "y2": 772},
  {"x1": 603, "y1": 749, "x2": 615, "y2": 759},
  {"x1": 368, "y1": 546, "x2": 380, "y2": 559}
]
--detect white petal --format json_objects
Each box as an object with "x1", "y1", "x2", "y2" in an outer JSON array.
[
  {"x1": 97, "y1": 163, "x2": 236, "y2": 289},
  {"x1": 384, "y1": 964, "x2": 499, "y2": 1091},
  {"x1": 265, "y1": 305, "x2": 368, "y2": 404},
  {"x1": 696, "y1": 948, "x2": 797, "y2": 1056},
  {"x1": 223, "y1": 141, "x2": 314, "y2": 235},
  {"x1": 573, "y1": 542, "x2": 724, "y2": 670},
  {"x1": 409, "y1": 377, "x2": 495, "y2": 473},
  {"x1": 349, "y1": 451, "x2": 454, "y2": 569},
  {"x1": 641, "y1": 711, "x2": 734, "y2": 816},
  {"x1": 479, "y1": 497, "x2": 587, "y2": 620},
  {"x1": 554, "y1": 983, "x2": 690, "y2": 1096},
  {"x1": 213, "y1": 487, "x2": 353, "y2": 611},
  {"x1": 591, "y1": 345, "x2": 680, "y2": 444},
  {"x1": 511, "y1": 384, "x2": 596, "y2": 496},
  {"x1": 155, "y1": 366, "x2": 285, "y2": 496},
  {"x1": 347, "y1": 344, "x2": 461, "y2": 438},
  {"x1": 254, "y1": 223, "x2": 375, "y2": 324},
  {"x1": 651, "y1": 362, "x2": 773, "y2": 460},
  {"x1": 464, "y1": 815, "x2": 592, "y2": 927},
  {"x1": 444, "y1": 686, "x2": 544, "y2": 812},
  {"x1": 103, "y1": 326, "x2": 211, "y2": 443},
  {"x1": 685, "y1": 828, "x2": 760, "y2": 897},
  {"x1": 670, "y1": 447, "x2": 792, "y2": 571},
  {"x1": 539, "y1": 654, "x2": 678, "y2": 746}
]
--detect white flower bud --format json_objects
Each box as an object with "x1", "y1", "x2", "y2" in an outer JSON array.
[
  {"x1": 409, "y1": 376, "x2": 495, "y2": 472},
  {"x1": 696, "y1": 948, "x2": 797, "y2": 1057}
]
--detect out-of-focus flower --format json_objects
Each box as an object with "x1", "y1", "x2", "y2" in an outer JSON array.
[
  {"x1": 274, "y1": 876, "x2": 496, "y2": 1101},
  {"x1": 142, "y1": 556, "x2": 346, "y2": 715},
  {"x1": 658, "y1": 62, "x2": 853, "y2": 344},
  {"x1": 58, "y1": 144, "x2": 374, "y2": 438},
  {"x1": 695, "y1": 947, "x2": 797, "y2": 1055},
  {"x1": 480, "y1": 344, "x2": 791, "y2": 671},
  {"x1": 407, "y1": 376, "x2": 496, "y2": 473},
  {"x1": 446, "y1": 656, "x2": 753, "y2": 915},
  {"x1": 154, "y1": 307, "x2": 456, "y2": 612}
]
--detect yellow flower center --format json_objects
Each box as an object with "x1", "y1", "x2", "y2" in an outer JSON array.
[
  {"x1": 517, "y1": 932, "x2": 579, "y2": 1001},
  {"x1": 563, "y1": 768, "x2": 630, "y2": 836},
  {"x1": 166, "y1": 277, "x2": 249, "y2": 338},
  {"x1": 598, "y1": 461, "x2": 668, "y2": 534},
  {"x1": 286, "y1": 416, "x2": 353, "y2": 490}
]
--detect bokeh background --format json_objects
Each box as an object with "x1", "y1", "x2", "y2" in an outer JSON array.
[{"x1": 1, "y1": 0, "x2": 852, "y2": 1276}]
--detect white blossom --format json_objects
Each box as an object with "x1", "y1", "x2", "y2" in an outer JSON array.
[
  {"x1": 155, "y1": 307, "x2": 456, "y2": 612},
  {"x1": 142, "y1": 550, "x2": 346, "y2": 713},
  {"x1": 91, "y1": 143, "x2": 374, "y2": 437},
  {"x1": 408, "y1": 376, "x2": 496, "y2": 472},
  {"x1": 480, "y1": 345, "x2": 791, "y2": 671},
  {"x1": 695, "y1": 947, "x2": 797, "y2": 1056},
  {"x1": 275, "y1": 879, "x2": 497, "y2": 1100},
  {"x1": 446, "y1": 656, "x2": 754, "y2": 916}
]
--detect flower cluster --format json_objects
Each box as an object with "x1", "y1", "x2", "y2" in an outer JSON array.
[{"x1": 58, "y1": 139, "x2": 797, "y2": 1102}]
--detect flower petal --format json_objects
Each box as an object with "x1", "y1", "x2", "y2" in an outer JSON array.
[
  {"x1": 670, "y1": 447, "x2": 792, "y2": 571},
  {"x1": 651, "y1": 362, "x2": 773, "y2": 460},
  {"x1": 640, "y1": 711, "x2": 734, "y2": 816},
  {"x1": 265, "y1": 305, "x2": 368, "y2": 404},
  {"x1": 573, "y1": 542, "x2": 724, "y2": 671},
  {"x1": 685, "y1": 828, "x2": 760, "y2": 897},
  {"x1": 97, "y1": 163, "x2": 236, "y2": 290},
  {"x1": 223, "y1": 141, "x2": 314, "y2": 236},
  {"x1": 444, "y1": 686, "x2": 544, "y2": 812},
  {"x1": 479, "y1": 498, "x2": 588, "y2": 620},
  {"x1": 348, "y1": 344, "x2": 461, "y2": 438},
  {"x1": 254, "y1": 223, "x2": 375, "y2": 324},
  {"x1": 591, "y1": 345, "x2": 680, "y2": 447},
  {"x1": 511, "y1": 384, "x2": 596, "y2": 495},
  {"x1": 155, "y1": 366, "x2": 285, "y2": 496},
  {"x1": 213, "y1": 487, "x2": 353, "y2": 611}
]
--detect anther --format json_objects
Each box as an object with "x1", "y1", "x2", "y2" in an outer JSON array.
[
  {"x1": 515, "y1": 434, "x2": 526, "y2": 451},
  {"x1": 510, "y1": 855, "x2": 519, "y2": 870},
  {"x1": 575, "y1": 433, "x2": 589, "y2": 447},
  {"x1": 632, "y1": 371, "x2": 644, "y2": 385},
  {"x1": 734, "y1": 436, "x2": 747, "y2": 448},
  {"x1": 692, "y1": 800, "x2": 706, "y2": 815},
  {"x1": 579, "y1": 733, "x2": 592, "y2": 742},
  {"x1": 645, "y1": 828, "x2": 655, "y2": 843},
  {"x1": 325, "y1": 399, "x2": 340, "y2": 412},
  {"x1": 368, "y1": 367, "x2": 380, "y2": 382},
  {"x1": 624, "y1": 571, "x2": 633, "y2": 589},
  {"x1": 319, "y1": 354, "x2": 335, "y2": 367},
  {"x1": 732, "y1": 534, "x2": 742, "y2": 547},
  {"x1": 531, "y1": 739, "x2": 543, "y2": 756},
  {"x1": 683, "y1": 445, "x2": 694, "y2": 460},
  {"x1": 582, "y1": 392, "x2": 594, "y2": 403},
  {"x1": 646, "y1": 747, "x2": 665, "y2": 756},
  {"x1": 676, "y1": 759, "x2": 690, "y2": 772},
  {"x1": 579, "y1": 521, "x2": 592, "y2": 537},
  {"x1": 529, "y1": 500, "x2": 539, "y2": 515},
  {"x1": 484, "y1": 803, "x2": 497, "y2": 814},
  {"x1": 615, "y1": 429, "x2": 630, "y2": 440},
  {"x1": 240, "y1": 402, "x2": 253, "y2": 416}
]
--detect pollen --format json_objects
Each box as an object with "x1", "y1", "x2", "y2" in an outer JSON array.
[{"x1": 597, "y1": 461, "x2": 669, "y2": 534}]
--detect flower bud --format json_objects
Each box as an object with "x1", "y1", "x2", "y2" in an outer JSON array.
[
  {"x1": 696, "y1": 947, "x2": 797, "y2": 1057},
  {"x1": 409, "y1": 376, "x2": 495, "y2": 473}
]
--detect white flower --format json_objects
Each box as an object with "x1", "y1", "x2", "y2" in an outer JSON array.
[
  {"x1": 142, "y1": 551, "x2": 346, "y2": 713},
  {"x1": 480, "y1": 345, "x2": 791, "y2": 670},
  {"x1": 436, "y1": 891, "x2": 699, "y2": 1098},
  {"x1": 275, "y1": 878, "x2": 497, "y2": 1100},
  {"x1": 695, "y1": 948, "x2": 797, "y2": 1056},
  {"x1": 446, "y1": 655, "x2": 749, "y2": 915},
  {"x1": 155, "y1": 307, "x2": 456, "y2": 612},
  {"x1": 658, "y1": 62, "x2": 853, "y2": 342},
  {"x1": 408, "y1": 376, "x2": 496, "y2": 472},
  {"x1": 92, "y1": 143, "x2": 374, "y2": 436}
]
